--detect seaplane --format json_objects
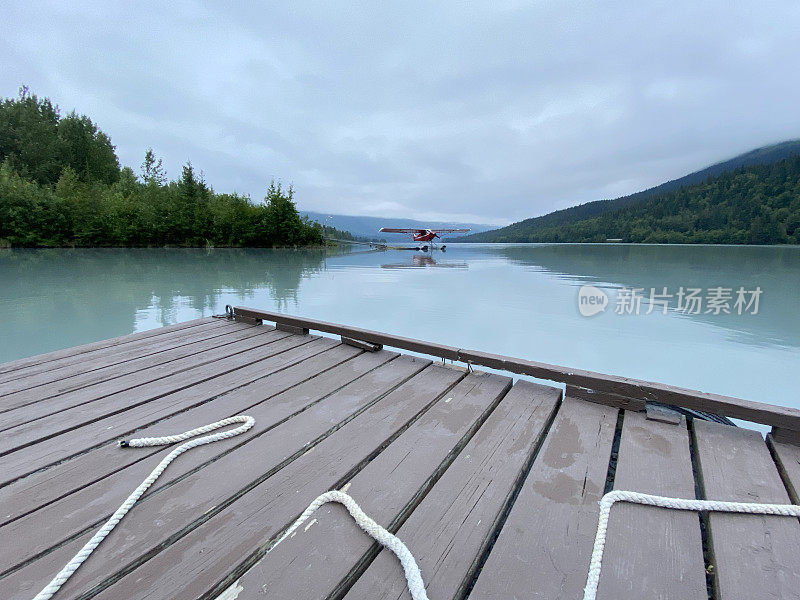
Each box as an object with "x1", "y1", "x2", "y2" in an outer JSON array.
[{"x1": 378, "y1": 227, "x2": 470, "y2": 251}]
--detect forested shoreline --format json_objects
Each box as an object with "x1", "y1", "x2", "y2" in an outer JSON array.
[
  {"x1": 0, "y1": 88, "x2": 324, "y2": 248},
  {"x1": 464, "y1": 150, "x2": 800, "y2": 245}
]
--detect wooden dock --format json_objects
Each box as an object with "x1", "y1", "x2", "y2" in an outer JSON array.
[{"x1": 2, "y1": 309, "x2": 800, "y2": 600}]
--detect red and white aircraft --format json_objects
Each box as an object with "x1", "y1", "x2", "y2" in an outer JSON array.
[{"x1": 378, "y1": 227, "x2": 470, "y2": 250}]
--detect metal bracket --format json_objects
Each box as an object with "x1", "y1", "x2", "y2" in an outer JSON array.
[
  {"x1": 341, "y1": 336, "x2": 382, "y2": 352},
  {"x1": 645, "y1": 402, "x2": 682, "y2": 425},
  {"x1": 229, "y1": 305, "x2": 262, "y2": 325},
  {"x1": 277, "y1": 323, "x2": 309, "y2": 335}
]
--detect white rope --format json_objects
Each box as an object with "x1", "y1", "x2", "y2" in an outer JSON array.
[
  {"x1": 37, "y1": 411, "x2": 800, "y2": 600},
  {"x1": 32, "y1": 415, "x2": 256, "y2": 600},
  {"x1": 583, "y1": 489, "x2": 800, "y2": 600},
  {"x1": 32, "y1": 415, "x2": 430, "y2": 600},
  {"x1": 268, "y1": 489, "x2": 430, "y2": 600}
]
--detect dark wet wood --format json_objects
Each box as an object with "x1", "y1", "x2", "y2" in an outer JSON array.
[
  {"x1": 468, "y1": 396, "x2": 618, "y2": 600},
  {"x1": 595, "y1": 411, "x2": 706, "y2": 600},
  {"x1": 2, "y1": 317, "x2": 799, "y2": 600},
  {"x1": 693, "y1": 420, "x2": 800, "y2": 600},
  {"x1": 341, "y1": 380, "x2": 561, "y2": 600}
]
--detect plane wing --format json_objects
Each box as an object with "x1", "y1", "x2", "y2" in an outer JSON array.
[{"x1": 378, "y1": 227, "x2": 471, "y2": 233}]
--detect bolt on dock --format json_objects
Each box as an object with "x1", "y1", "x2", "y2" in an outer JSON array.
[{"x1": 2, "y1": 308, "x2": 800, "y2": 600}]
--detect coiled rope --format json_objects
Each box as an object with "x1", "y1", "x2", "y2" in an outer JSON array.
[
  {"x1": 32, "y1": 416, "x2": 429, "y2": 600},
  {"x1": 583, "y1": 489, "x2": 800, "y2": 600}
]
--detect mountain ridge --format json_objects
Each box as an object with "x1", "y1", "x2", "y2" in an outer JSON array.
[{"x1": 462, "y1": 139, "x2": 800, "y2": 243}]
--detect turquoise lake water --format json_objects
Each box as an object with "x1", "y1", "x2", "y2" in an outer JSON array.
[{"x1": 1, "y1": 244, "x2": 798, "y2": 426}]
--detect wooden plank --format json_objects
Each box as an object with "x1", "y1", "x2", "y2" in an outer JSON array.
[
  {"x1": 0, "y1": 317, "x2": 212, "y2": 376},
  {"x1": 232, "y1": 371, "x2": 520, "y2": 600},
  {"x1": 459, "y1": 349, "x2": 800, "y2": 431},
  {"x1": 593, "y1": 411, "x2": 706, "y2": 599},
  {"x1": 0, "y1": 337, "x2": 347, "y2": 490},
  {"x1": 0, "y1": 320, "x2": 231, "y2": 394},
  {"x1": 468, "y1": 396, "x2": 618, "y2": 600},
  {"x1": 235, "y1": 307, "x2": 800, "y2": 431},
  {"x1": 340, "y1": 380, "x2": 561, "y2": 600},
  {"x1": 0, "y1": 319, "x2": 223, "y2": 387},
  {"x1": 0, "y1": 323, "x2": 268, "y2": 415},
  {"x1": 0, "y1": 346, "x2": 400, "y2": 576},
  {"x1": 1, "y1": 356, "x2": 437, "y2": 599},
  {"x1": 0, "y1": 341, "x2": 371, "y2": 530},
  {"x1": 566, "y1": 384, "x2": 645, "y2": 411},
  {"x1": 693, "y1": 419, "x2": 800, "y2": 600},
  {"x1": 0, "y1": 331, "x2": 307, "y2": 459},
  {"x1": 769, "y1": 426, "x2": 800, "y2": 446},
  {"x1": 87, "y1": 364, "x2": 470, "y2": 600},
  {"x1": 235, "y1": 306, "x2": 462, "y2": 360},
  {"x1": 769, "y1": 435, "x2": 800, "y2": 502},
  {"x1": 0, "y1": 339, "x2": 360, "y2": 529}
]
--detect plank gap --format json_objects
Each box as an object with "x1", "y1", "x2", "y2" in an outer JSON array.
[
  {"x1": 454, "y1": 387, "x2": 564, "y2": 600},
  {"x1": 687, "y1": 417, "x2": 718, "y2": 600},
  {"x1": 0, "y1": 351, "x2": 407, "y2": 580},
  {"x1": 0, "y1": 343, "x2": 362, "y2": 528},
  {"x1": 68, "y1": 360, "x2": 436, "y2": 600},
  {"x1": 326, "y1": 375, "x2": 512, "y2": 600},
  {"x1": 200, "y1": 369, "x2": 474, "y2": 600},
  {"x1": 603, "y1": 409, "x2": 625, "y2": 494}
]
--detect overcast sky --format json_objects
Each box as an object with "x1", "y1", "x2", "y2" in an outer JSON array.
[{"x1": 2, "y1": 2, "x2": 799, "y2": 225}]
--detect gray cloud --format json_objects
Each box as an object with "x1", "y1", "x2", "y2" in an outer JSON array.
[{"x1": 2, "y1": 1, "x2": 799, "y2": 225}]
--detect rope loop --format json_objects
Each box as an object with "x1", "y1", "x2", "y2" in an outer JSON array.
[
  {"x1": 32, "y1": 416, "x2": 429, "y2": 600},
  {"x1": 269, "y1": 490, "x2": 430, "y2": 600},
  {"x1": 32, "y1": 415, "x2": 255, "y2": 600},
  {"x1": 583, "y1": 490, "x2": 800, "y2": 600}
]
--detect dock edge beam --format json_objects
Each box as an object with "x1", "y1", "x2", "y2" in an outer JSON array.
[{"x1": 229, "y1": 306, "x2": 800, "y2": 432}]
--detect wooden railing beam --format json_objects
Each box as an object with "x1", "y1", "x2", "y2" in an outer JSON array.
[{"x1": 233, "y1": 307, "x2": 800, "y2": 431}]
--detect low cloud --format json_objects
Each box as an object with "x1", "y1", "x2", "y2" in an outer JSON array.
[{"x1": 2, "y1": 1, "x2": 799, "y2": 225}]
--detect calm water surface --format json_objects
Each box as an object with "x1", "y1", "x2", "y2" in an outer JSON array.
[{"x1": 2, "y1": 244, "x2": 798, "y2": 427}]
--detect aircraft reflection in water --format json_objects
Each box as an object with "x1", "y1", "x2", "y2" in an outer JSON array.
[{"x1": 381, "y1": 254, "x2": 468, "y2": 269}]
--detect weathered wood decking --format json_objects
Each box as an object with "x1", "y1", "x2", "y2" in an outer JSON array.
[{"x1": 2, "y1": 314, "x2": 800, "y2": 600}]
